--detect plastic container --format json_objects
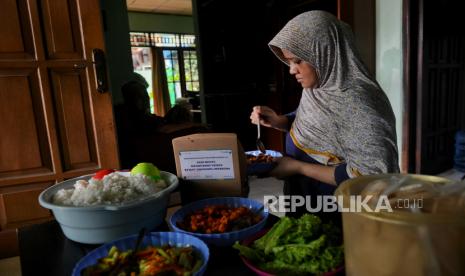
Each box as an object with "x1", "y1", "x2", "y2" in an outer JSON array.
[
  {"x1": 39, "y1": 171, "x2": 178, "y2": 244},
  {"x1": 245, "y1": 150, "x2": 283, "y2": 175},
  {"x1": 335, "y1": 174, "x2": 465, "y2": 276},
  {"x1": 169, "y1": 197, "x2": 268, "y2": 246},
  {"x1": 239, "y1": 229, "x2": 344, "y2": 276},
  {"x1": 72, "y1": 231, "x2": 209, "y2": 276}
]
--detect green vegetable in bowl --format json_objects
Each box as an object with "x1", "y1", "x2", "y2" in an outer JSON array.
[
  {"x1": 82, "y1": 244, "x2": 202, "y2": 276},
  {"x1": 234, "y1": 214, "x2": 344, "y2": 275}
]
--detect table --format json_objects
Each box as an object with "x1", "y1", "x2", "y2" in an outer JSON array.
[{"x1": 18, "y1": 215, "x2": 279, "y2": 276}]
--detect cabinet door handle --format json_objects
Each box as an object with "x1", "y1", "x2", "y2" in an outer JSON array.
[
  {"x1": 92, "y1": 48, "x2": 109, "y2": 93},
  {"x1": 73, "y1": 63, "x2": 86, "y2": 69}
]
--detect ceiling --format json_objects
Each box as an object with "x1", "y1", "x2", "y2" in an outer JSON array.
[{"x1": 126, "y1": 0, "x2": 192, "y2": 15}]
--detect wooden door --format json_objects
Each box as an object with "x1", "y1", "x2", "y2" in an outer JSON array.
[
  {"x1": 0, "y1": 0, "x2": 119, "y2": 239},
  {"x1": 403, "y1": 0, "x2": 465, "y2": 174},
  {"x1": 417, "y1": 35, "x2": 465, "y2": 174}
]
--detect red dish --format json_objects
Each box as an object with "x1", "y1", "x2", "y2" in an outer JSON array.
[{"x1": 239, "y1": 229, "x2": 344, "y2": 276}]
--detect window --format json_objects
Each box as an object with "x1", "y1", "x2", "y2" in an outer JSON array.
[
  {"x1": 163, "y1": 49, "x2": 181, "y2": 105},
  {"x1": 131, "y1": 47, "x2": 154, "y2": 112},
  {"x1": 130, "y1": 32, "x2": 200, "y2": 112},
  {"x1": 183, "y1": 50, "x2": 200, "y2": 92}
]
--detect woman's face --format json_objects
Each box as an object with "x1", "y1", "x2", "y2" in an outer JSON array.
[{"x1": 282, "y1": 48, "x2": 319, "y2": 89}]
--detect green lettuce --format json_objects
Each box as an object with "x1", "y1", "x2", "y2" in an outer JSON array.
[
  {"x1": 234, "y1": 214, "x2": 344, "y2": 275},
  {"x1": 232, "y1": 242, "x2": 265, "y2": 263},
  {"x1": 254, "y1": 216, "x2": 293, "y2": 254},
  {"x1": 271, "y1": 235, "x2": 326, "y2": 263},
  {"x1": 279, "y1": 213, "x2": 321, "y2": 244}
]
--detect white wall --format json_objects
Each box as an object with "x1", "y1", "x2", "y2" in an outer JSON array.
[
  {"x1": 128, "y1": 12, "x2": 194, "y2": 33},
  {"x1": 376, "y1": 0, "x2": 403, "y2": 169}
]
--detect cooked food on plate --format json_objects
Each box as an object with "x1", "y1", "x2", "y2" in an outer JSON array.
[
  {"x1": 177, "y1": 205, "x2": 263, "y2": 233},
  {"x1": 246, "y1": 153, "x2": 274, "y2": 164},
  {"x1": 81, "y1": 244, "x2": 203, "y2": 276}
]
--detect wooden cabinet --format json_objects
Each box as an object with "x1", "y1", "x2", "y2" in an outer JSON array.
[
  {"x1": 0, "y1": 0, "x2": 119, "y2": 253},
  {"x1": 0, "y1": 183, "x2": 53, "y2": 229}
]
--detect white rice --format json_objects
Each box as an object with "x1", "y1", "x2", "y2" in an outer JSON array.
[{"x1": 52, "y1": 172, "x2": 167, "y2": 206}]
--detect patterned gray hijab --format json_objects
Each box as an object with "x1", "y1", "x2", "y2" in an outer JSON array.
[{"x1": 269, "y1": 11, "x2": 399, "y2": 176}]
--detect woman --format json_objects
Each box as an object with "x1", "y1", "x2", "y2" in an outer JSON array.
[{"x1": 250, "y1": 11, "x2": 399, "y2": 219}]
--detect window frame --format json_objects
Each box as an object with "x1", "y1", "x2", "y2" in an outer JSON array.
[
  {"x1": 160, "y1": 46, "x2": 198, "y2": 99},
  {"x1": 130, "y1": 32, "x2": 200, "y2": 106}
]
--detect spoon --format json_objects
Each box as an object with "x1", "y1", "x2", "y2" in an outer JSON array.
[
  {"x1": 256, "y1": 121, "x2": 266, "y2": 154},
  {"x1": 125, "y1": 228, "x2": 147, "y2": 274},
  {"x1": 110, "y1": 227, "x2": 146, "y2": 275},
  {"x1": 231, "y1": 205, "x2": 265, "y2": 231},
  {"x1": 253, "y1": 205, "x2": 265, "y2": 215}
]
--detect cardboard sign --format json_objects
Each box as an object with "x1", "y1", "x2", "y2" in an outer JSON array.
[
  {"x1": 172, "y1": 133, "x2": 248, "y2": 202},
  {"x1": 179, "y1": 150, "x2": 235, "y2": 180}
]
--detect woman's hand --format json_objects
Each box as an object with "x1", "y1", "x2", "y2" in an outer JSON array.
[
  {"x1": 269, "y1": 156, "x2": 303, "y2": 179},
  {"x1": 250, "y1": 106, "x2": 288, "y2": 131}
]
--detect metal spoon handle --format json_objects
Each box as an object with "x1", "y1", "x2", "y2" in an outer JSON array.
[
  {"x1": 255, "y1": 205, "x2": 265, "y2": 215},
  {"x1": 134, "y1": 227, "x2": 146, "y2": 252},
  {"x1": 109, "y1": 227, "x2": 146, "y2": 276},
  {"x1": 257, "y1": 122, "x2": 261, "y2": 139}
]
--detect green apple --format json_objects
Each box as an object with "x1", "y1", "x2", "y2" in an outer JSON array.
[{"x1": 130, "y1": 162, "x2": 161, "y2": 181}]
